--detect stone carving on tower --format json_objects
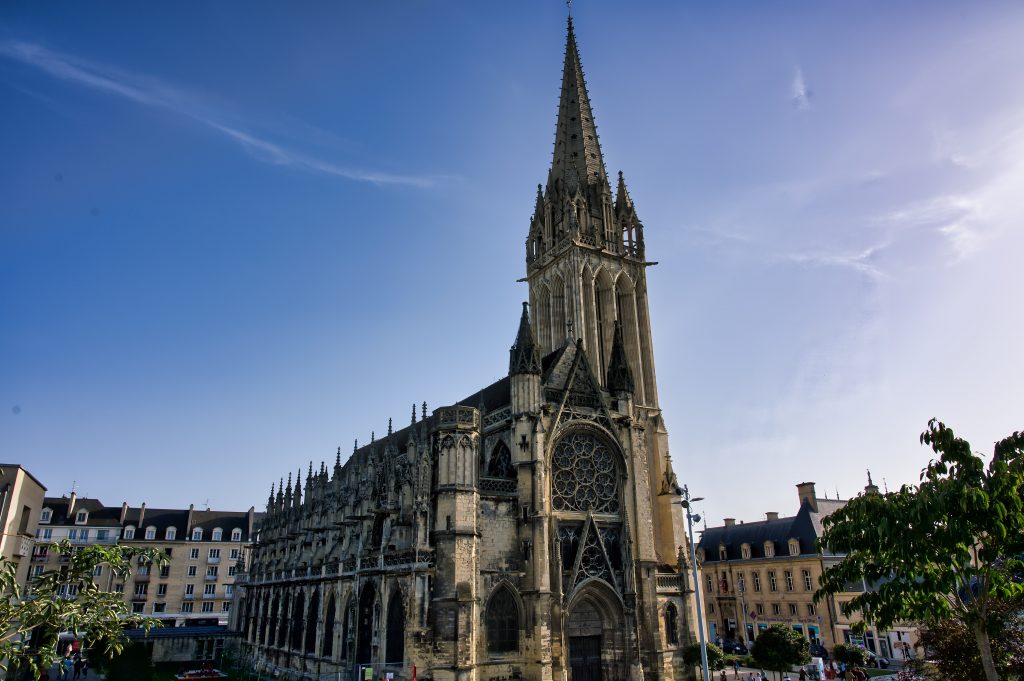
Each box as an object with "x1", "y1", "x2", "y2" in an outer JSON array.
[{"x1": 236, "y1": 15, "x2": 697, "y2": 681}]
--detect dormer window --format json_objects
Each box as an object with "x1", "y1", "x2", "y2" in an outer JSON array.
[
  {"x1": 145, "y1": 526, "x2": 157, "y2": 540},
  {"x1": 788, "y1": 538, "x2": 800, "y2": 556},
  {"x1": 764, "y1": 541, "x2": 775, "y2": 558},
  {"x1": 192, "y1": 528, "x2": 203, "y2": 541},
  {"x1": 212, "y1": 528, "x2": 223, "y2": 541},
  {"x1": 718, "y1": 545, "x2": 727, "y2": 561},
  {"x1": 740, "y1": 543, "x2": 751, "y2": 559},
  {"x1": 230, "y1": 528, "x2": 242, "y2": 542},
  {"x1": 40, "y1": 509, "x2": 52, "y2": 523},
  {"x1": 696, "y1": 548, "x2": 705, "y2": 565},
  {"x1": 75, "y1": 511, "x2": 87, "y2": 524},
  {"x1": 124, "y1": 525, "x2": 136, "y2": 540},
  {"x1": 166, "y1": 527, "x2": 177, "y2": 540}
]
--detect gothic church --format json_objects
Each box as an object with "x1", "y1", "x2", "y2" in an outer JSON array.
[{"x1": 237, "y1": 17, "x2": 698, "y2": 681}]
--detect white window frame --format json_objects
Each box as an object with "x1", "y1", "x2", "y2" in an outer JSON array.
[
  {"x1": 230, "y1": 528, "x2": 242, "y2": 542},
  {"x1": 192, "y1": 528, "x2": 203, "y2": 541},
  {"x1": 166, "y1": 527, "x2": 177, "y2": 540},
  {"x1": 211, "y1": 528, "x2": 223, "y2": 541},
  {"x1": 124, "y1": 526, "x2": 136, "y2": 540},
  {"x1": 75, "y1": 511, "x2": 87, "y2": 524},
  {"x1": 40, "y1": 509, "x2": 52, "y2": 523}
]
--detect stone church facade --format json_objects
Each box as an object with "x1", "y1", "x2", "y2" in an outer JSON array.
[{"x1": 236, "y1": 18, "x2": 698, "y2": 681}]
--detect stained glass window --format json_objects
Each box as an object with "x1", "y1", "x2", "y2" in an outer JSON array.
[{"x1": 552, "y1": 431, "x2": 620, "y2": 513}]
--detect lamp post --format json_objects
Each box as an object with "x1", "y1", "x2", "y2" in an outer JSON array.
[{"x1": 675, "y1": 485, "x2": 710, "y2": 681}]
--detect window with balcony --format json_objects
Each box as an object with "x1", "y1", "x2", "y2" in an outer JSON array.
[
  {"x1": 185, "y1": 584, "x2": 195, "y2": 595},
  {"x1": 209, "y1": 548, "x2": 220, "y2": 560},
  {"x1": 768, "y1": 571, "x2": 778, "y2": 592},
  {"x1": 124, "y1": 526, "x2": 135, "y2": 540},
  {"x1": 211, "y1": 528, "x2": 223, "y2": 541},
  {"x1": 188, "y1": 566, "x2": 197, "y2": 577},
  {"x1": 166, "y1": 527, "x2": 177, "y2": 540},
  {"x1": 145, "y1": 527, "x2": 156, "y2": 540},
  {"x1": 182, "y1": 602, "x2": 194, "y2": 613},
  {"x1": 230, "y1": 548, "x2": 240, "y2": 560},
  {"x1": 137, "y1": 565, "x2": 150, "y2": 577},
  {"x1": 33, "y1": 565, "x2": 44, "y2": 577},
  {"x1": 38, "y1": 528, "x2": 53, "y2": 540},
  {"x1": 204, "y1": 584, "x2": 216, "y2": 596},
  {"x1": 96, "y1": 530, "x2": 109, "y2": 541},
  {"x1": 224, "y1": 585, "x2": 233, "y2": 598},
  {"x1": 134, "y1": 584, "x2": 148, "y2": 597},
  {"x1": 40, "y1": 509, "x2": 52, "y2": 523},
  {"x1": 737, "y1": 573, "x2": 745, "y2": 593},
  {"x1": 202, "y1": 602, "x2": 214, "y2": 613},
  {"x1": 192, "y1": 528, "x2": 203, "y2": 541},
  {"x1": 785, "y1": 570, "x2": 794, "y2": 591},
  {"x1": 803, "y1": 569, "x2": 813, "y2": 591},
  {"x1": 206, "y1": 566, "x2": 218, "y2": 578},
  {"x1": 68, "y1": 529, "x2": 77, "y2": 540},
  {"x1": 222, "y1": 602, "x2": 231, "y2": 612},
  {"x1": 230, "y1": 528, "x2": 242, "y2": 542}
]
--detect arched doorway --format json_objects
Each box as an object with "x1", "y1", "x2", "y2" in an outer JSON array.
[{"x1": 566, "y1": 583, "x2": 627, "y2": 681}]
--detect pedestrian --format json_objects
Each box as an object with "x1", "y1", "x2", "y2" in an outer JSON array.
[
  {"x1": 82, "y1": 660, "x2": 88, "y2": 678},
  {"x1": 720, "y1": 670, "x2": 727, "y2": 681},
  {"x1": 799, "y1": 669, "x2": 807, "y2": 681},
  {"x1": 73, "y1": 656, "x2": 83, "y2": 680},
  {"x1": 734, "y1": 660, "x2": 740, "y2": 677}
]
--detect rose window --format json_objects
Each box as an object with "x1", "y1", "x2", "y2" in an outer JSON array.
[{"x1": 551, "y1": 431, "x2": 620, "y2": 513}]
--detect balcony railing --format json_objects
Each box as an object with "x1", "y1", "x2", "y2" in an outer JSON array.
[
  {"x1": 183, "y1": 593, "x2": 194, "y2": 600},
  {"x1": 204, "y1": 574, "x2": 218, "y2": 581},
  {"x1": 207, "y1": 556, "x2": 220, "y2": 564}
]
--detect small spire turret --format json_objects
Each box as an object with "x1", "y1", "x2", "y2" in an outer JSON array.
[{"x1": 510, "y1": 302, "x2": 542, "y2": 375}]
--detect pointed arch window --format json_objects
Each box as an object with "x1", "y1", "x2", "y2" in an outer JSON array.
[
  {"x1": 664, "y1": 603, "x2": 680, "y2": 645},
  {"x1": 305, "y1": 589, "x2": 320, "y2": 654},
  {"x1": 485, "y1": 586, "x2": 520, "y2": 654},
  {"x1": 291, "y1": 591, "x2": 305, "y2": 649},
  {"x1": 277, "y1": 593, "x2": 289, "y2": 647},
  {"x1": 551, "y1": 430, "x2": 620, "y2": 513},
  {"x1": 385, "y1": 591, "x2": 405, "y2": 663},
  {"x1": 487, "y1": 441, "x2": 514, "y2": 479},
  {"x1": 322, "y1": 594, "x2": 336, "y2": 658}
]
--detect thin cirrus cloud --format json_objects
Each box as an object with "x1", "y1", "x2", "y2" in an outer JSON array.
[
  {"x1": 791, "y1": 67, "x2": 811, "y2": 110},
  {"x1": 0, "y1": 40, "x2": 439, "y2": 188}
]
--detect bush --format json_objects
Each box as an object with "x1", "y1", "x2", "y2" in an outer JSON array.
[
  {"x1": 832, "y1": 644, "x2": 868, "y2": 667},
  {"x1": 682, "y1": 642, "x2": 726, "y2": 671}
]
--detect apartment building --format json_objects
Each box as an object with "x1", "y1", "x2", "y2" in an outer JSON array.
[
  {"x1": 31, "y1": 493, "x2": 258, "y2": 626},
  {"x1": 0, "y1": 464, "x2": 47, "y2": 586}
]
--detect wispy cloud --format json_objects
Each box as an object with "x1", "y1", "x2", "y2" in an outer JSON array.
[
  {"x1": 791, "y1": 67, "x2": 811, "y2": 110},
  {"x1": 0, "y1": 40, "x2": 437, "y2": 188},
  {"x1": 782, "y1": 240, "x2": 889, "y2": 281}
]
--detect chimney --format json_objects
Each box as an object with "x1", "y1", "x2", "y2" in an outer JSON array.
[
  {"x1": 68, "y1": 491, "x2": 77, "y2": 517},
  {"x1": 724, "y1": 518, "x2": 736, "y2": 527},
  {"x1": 766, "y1": 512, "x2": 779, "y2": 521},
  {"x1": 120, "y1": 502, "x2": 129, "y2": 524},
  {"x1": 796, "y1": 482, "x2": 818, "y2": 512}
]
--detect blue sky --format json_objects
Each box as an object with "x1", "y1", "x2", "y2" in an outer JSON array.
[{"x1": 2, "y1": 1, "x2": 1022, "y2": 527}]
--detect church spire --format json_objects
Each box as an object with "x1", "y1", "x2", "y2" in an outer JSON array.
[
  {"x1": 549, "y1": 17, "x2": 609, "y2": 194},
  {"x1": 510, "y1": 302, "x2": 542, "y2": 375}
]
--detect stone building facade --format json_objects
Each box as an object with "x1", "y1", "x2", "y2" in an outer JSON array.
[{"x1": 236, "y1": 18, "x2": 698, "y2": 681}]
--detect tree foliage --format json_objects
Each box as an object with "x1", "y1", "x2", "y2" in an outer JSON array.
[
  {"x1": 750, "y1": 624, "x2": 809, "y2": 675},
  {"x1": 815, "y1": 420, "x2": 1024, "y2": 681},
  {"x1": 1, "y1": 540, "x2": 167, "y2": 677},
  {"x1": 916, "y1": 598, "x2": 1024, "y2": 680},
  {"x1": 682, "y1": 642, "x2": 725, "y2": 672},
  {"x1": 830, "y1": 644, "x2": 868, "y2": 667}
]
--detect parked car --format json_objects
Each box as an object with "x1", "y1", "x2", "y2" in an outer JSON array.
[{"x1": 721, "y1": 639, "x2": 747, "y2": 654}]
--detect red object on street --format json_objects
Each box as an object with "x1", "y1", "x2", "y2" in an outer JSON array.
[{"x1": 412, "y1": 666, "x2": 417, "y2": 681}]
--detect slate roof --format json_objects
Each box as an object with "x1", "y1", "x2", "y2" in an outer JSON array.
[
  {"x1": 698, "y1": 498, "x2": 849, "y2": 562},
  {"x1": 41, "y1": 497, "x2": 121, "y2": 527}
]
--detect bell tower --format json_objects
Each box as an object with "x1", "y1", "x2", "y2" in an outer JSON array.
[{"x1": 526, "y1": 17, "x2": 659, "y2": 408}]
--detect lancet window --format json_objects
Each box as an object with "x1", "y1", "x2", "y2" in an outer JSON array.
[{"x1": 485, "y1": 586, "x2": 519, "y2": 654}]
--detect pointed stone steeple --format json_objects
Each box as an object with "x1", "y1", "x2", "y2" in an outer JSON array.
[
  {"x1": 267, "y1": 483, "x2": 275, "y2": 513},
  {"x1": 334, "y1": 447, "x2": 342, "y2": 478},
  {"x1": 606, "y1": 320, "x2": 634, "y2": 394},
  {"x1": 510, "y1": 302, "x2": 542, "y2": 375},
  {"x1": 549, "y1": 17, "x2": 609, "y2": 194},
  {"x1": 293, "y1": 469, "x2": 302, "y2": 507}
]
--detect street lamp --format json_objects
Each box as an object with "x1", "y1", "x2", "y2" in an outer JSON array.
[{"x1": 674, "y1": 485, "x2": 710, "y2": 681}]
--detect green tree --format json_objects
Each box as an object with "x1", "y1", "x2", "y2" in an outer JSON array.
[
  {"x1": 750, "y1": 624, "x2": 809, "y2": 679},
  {"x1": 916, "y1": 598, "x2": 1024, "y2": 680},
  {"x1": 830, "y1": 643, "x2": 868, "y2": 667},
  {"x1": 815, "y1": 420, "x2": 1024, "y2": 681},
  {"x1": 0, "y1": 540, "x2": 167, "y2": 678},
  {"x1": 682, "y1": 642, "x2": 725, "y2": 675}
]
